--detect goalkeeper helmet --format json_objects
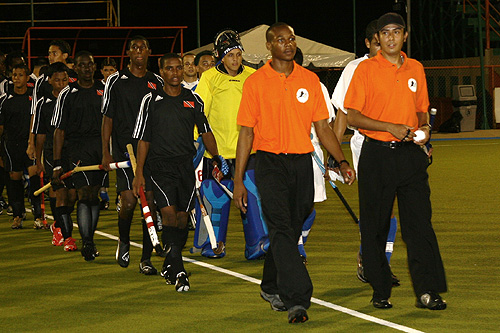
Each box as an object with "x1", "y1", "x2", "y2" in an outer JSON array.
[{"x1": 213, "y1": 29, "x2": 244, "y2": 60}]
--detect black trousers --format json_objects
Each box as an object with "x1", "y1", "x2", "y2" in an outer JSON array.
[
  {"x1": 255, "y1": 151, "x2": 314, "y2": 309},
  {"x1": 358, "y1": 139, "x2": 447, "y2": 299}
]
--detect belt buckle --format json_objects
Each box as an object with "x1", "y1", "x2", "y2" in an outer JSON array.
[{"x1": 389, "y1": 141, "x2": 397, "y2": 149}]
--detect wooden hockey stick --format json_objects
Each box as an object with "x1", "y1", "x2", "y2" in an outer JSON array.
[
  {"x1": 126, "y1": 144, "x2": 163, "y2": 255},
  {"x1": 195, "y1": 187, "x2": 224, "y2": 255},
  {"x1": 34, "y1": 160, "x2": 131, "y2": 196}
]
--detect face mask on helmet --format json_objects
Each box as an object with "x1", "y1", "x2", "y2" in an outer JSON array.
[{"x1": 213, "y1": 29, "x2": 244, "y2": 60}]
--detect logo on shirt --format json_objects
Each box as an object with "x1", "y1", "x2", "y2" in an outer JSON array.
[
  {"x1": 296, "y1": 88, "x2": 309, "y2": 103},
  {"x1": 408, "y1": 78, "x2": 417, "y2": 92},
  {"x1": 147, "y1": 82, "x2": 157, "y2": 90},
  {"x1": 183, "y1": 101, "x2": 195, "y2": 108},
  {"x1": 69, "y1": 77, "x2": 77, "y2": 83},
  {"x1": 27, "y1": 82, "x2": 34, "y2": 88},
  {"x1": 96, "y1": 89, "x2": 103, "y2": 96}
]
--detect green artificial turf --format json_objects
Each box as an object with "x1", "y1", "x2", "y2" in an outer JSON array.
[{"x1": 0, "y1": 138, "x2": 499, "y2": 332}]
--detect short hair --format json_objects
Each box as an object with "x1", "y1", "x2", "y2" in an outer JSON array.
[
  {"x1": 266, "y1": 22, "x2": 292, "y2": 42},
  {"x1": 74, "y1": 50, "x2": 94, "y2": 63},
  {"x1": 66, "y1": 57, "x2": 74, "y2": 65},
  {"x1": 365, "y1": 20, "x2": 379, "y2": 41},
  {"x1": 49, "y1": 40, "x2": 71, "y2": 55},
  {"x1": 33, "y1": 57, "x2": 49, "y2": 68},
  {"x1": 101, "y1": 57, "x2": 117, "y2": 69},
  {"x1": 194, "y1": 50, "x2": 213, "y2": 66},
  {"x1": 46, "y1": 62, "x2": 69, "y2": 78},
  {"x1": 182, "y1": 53, "x2": 195, "y2": 60},
  {"x1": 159, "y1": 53, "x2": 182, "y2": 68},
  {"x1": 12, "y1": 63, "x2": 30, "y2": 75},
  {"x1": 128, "y1": 35, "x2": 150, "y2": 49},
  {"x1": 293, "y1": 47, "x2": 303, "y2": 66},
  {"x1": 5, "y1": 50, "x2": 26, "y2": 69}
]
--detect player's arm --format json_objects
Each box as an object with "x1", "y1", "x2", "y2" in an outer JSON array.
[
  {"x1": 201, "y1": 132, "x2": 219, "y2": 157},
  {"x1": 414, "y1": 111, "x2": 431, "y2": 145},
  {"x1": 52, "y1": 128, "x2": 65, "y2": 184},
  {"x1": 333, "y1": 110, "x2": 347, "y2": 145},
  {"x1": 27, "y1": 119, "x2": 36, "y2": 159},
  {"x1": 346, "y1": 108, "x2": 414, "y2": 141},
  {"x1": 101, "y1": 115, "x2": 114, "y2": 170},
  {"x1": 35, "y1": 134, "x2": 46, "y2": 175},
  {"x1": 132, "y1": 139, "x2": 149, "y2": 198},
  {"x1": 314, "y1": 118, "x2": 355, "y2": 185},
  {"x1": 233, "y1": 126, "x2": 254, "y2": 213}
]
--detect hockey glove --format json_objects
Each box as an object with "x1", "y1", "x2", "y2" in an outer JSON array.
[{"x1": 213, "y1": 155, "x2": 229, "y2": 175}]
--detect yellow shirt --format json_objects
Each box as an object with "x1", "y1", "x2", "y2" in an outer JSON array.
[{"x1": 195, "y1": 63, "x2": 256, "y2": 159}]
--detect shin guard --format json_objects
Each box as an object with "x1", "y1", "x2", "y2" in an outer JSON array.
[
  {"x1": 77, "y1": 200, "x2": 92, "y2": 243},
  {"x1": 241, "y1": 168, "x2": 269, "y2": 260},
  {"x1": 29, "y1": 175, "x2": 42, "y2": 219},
  {"x1": 385, "y1": 216, "x2": 397, "y2": 264},
  {"x1": 297, "y1": 209, "x2": 316, "y2": 259},
  {"x1": 193, "y1": 179, "x2": 232, "y2": 258}
]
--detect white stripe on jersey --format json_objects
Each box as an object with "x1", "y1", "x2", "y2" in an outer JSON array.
[
  {"x1": 101, "y1": 71, "x2": 120, "y2": 115},
  {"x1": 132, "y1": 92, "x2": 152, "y2": 140},
  {"x1": 192, "y1": 91, "x2": 211, "y2": 133},
  {"x1": 51, "y1": 85, "x2": 70, "y2": 128}
]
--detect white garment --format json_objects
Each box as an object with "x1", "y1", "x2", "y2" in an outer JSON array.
[{"x1": 181, "y1": 79, "x2": 199, "y2": 91}]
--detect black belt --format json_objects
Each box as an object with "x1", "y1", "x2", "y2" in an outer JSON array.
[{"x1": 364, "y1": 136, "x2": 413, "y2": 149}]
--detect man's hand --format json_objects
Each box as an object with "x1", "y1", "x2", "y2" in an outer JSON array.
[
  {"x1": 339, "y1": 163, "x2": 356, "y2": 185},
  {"x1": 101, "y1": 152, "x2": 114, "y2": 171},
  {"x1": 388, "y1": 123, "x2": 415, "y2": 142},
  {"x1": 132, "y1": 173, "x2": 145, "y2": 198},
  {"x1": 233, "y1": 179, "x2": 248, "y2": 213},
  {"x1": 26, "y1": 143, "x2": 36, "y2": 160},
  {"x1": 413, "y1": 125, "x2": 431, "y2": 146},
  {"x1": 51, "y1": 167, "x2": 63, "y2": 186}
]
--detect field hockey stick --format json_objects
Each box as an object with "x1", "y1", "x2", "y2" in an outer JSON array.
[
  {"x1": 126, "y1": 144, "x2": 163, "y2": 255},
  {"x1": 39, "y1": 172, "x2": 48, "y2": 228},
  {"x1": 311, "y1": 151, "x2": 359, "y2": 224},
  {"x1": 195, "y1": 187, "x2": 225, "y2": 255},
  {"x1": 212, "y1": 165, "x2": 233, "y2": 199},
  {"x1": 34, "y1": 160, "x2": 131, "y2": 196}
]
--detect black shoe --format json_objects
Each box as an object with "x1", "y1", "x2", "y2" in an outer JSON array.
[
  {"x1": 416, "y1": 292, "x2": 447, "y2": 310},
  {"x1": 160, "y1": 264, "x2": 174, "y2": 285},
  {"x1": 139, "y1": 259, "x2": 158, "y2": 275},
  {"x1": 287, "y1": 305, "x2": 308, "y2": 323},
  {"x1": 260, "y1": 290, "x2": 286, "y2": 312},
  {"x1": 175, "y1": 271, "x2": 190, "y2": 292},
  {"x1": 81, "y1": 242, "x2": 96, "y2": 261},
  {"x1": 99, "y1": 200, "x2": 109, "y2": 210},
  {"x1": 391, "y1": 273, "x2": 400, "y2": 287},
  {"x1": 372, "y1": 298, "x2": 393, "y2": 309},
  {"x1": 357, "y1": 252, "x2": 369, "y2": 283},
  {"x1": 115, "y1": 239, "x2": 130, "y2": 267},
  {"x1": 93, "y1": 243, "x2": 100, "y2": 257}
]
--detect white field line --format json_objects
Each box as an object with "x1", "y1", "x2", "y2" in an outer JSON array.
[{"x1": 35, "y1": 211, "x2": 423, "y2": 332}]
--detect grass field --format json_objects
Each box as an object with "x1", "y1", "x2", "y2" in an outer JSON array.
[{"x1": 1, "y1": 136, "x2": 499, "y2": 332}]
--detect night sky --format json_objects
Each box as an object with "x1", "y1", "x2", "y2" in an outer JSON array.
[{"x1": 119, "y1": 0, "x2": 398, "y2": 57}]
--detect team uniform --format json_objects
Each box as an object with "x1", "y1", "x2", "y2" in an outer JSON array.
[
  {"x1": 237, "y1": 60, "x2": 329, "y2": 312},
  {"x1": 0, "y1": 87, "x2": 38, "y2": 222},
  {"x1": 181, "y1": 79, "x2": 198, "y2": 91},
  {"x1": 344, "y1": 50, "x2": 447, "y2": 305},
  {"x1": 194, "y1": 62, "x2": 262, "y2": 259},
  {"x1": 101, "y1": 67, "x2": 164, "y2": 192},
  {"x1": 133, "y1": 87, "x2": 212, "y2": 290}
]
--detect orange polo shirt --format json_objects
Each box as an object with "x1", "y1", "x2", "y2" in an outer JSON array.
[
  {"x1": 237, "y1": 60, "x2": 329, "y2": 154},
  {"x1": 344, "y1": 51, "x2": 429, "y2": 142}
]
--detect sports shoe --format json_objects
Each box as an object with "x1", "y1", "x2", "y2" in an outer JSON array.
[
  {"x1": 116, "y1": 239, "x2": 130, "y2": 267},
  {"x1": 372, "y1": 298, "x2": 393, "y2": 309},
  {"x1": 391, "y1": 273, "x2": 400, "y2": 287},
  {"x1": 175, "y1": 271, "x2": 190, "y2": 292},
  {"x1": 139, "y1": 259, "x2": 158, "y2": 275},
  {"x1": 93, "y1": 244, "x2": 100, "y2": 257},
  {"x1": 7, "y1": 205, "x2": 13, "y2": 216},
  {"x1": 288, "y1": 305, "x2": 308, "y2": 323},
  {"x1": 260, "y1": 290, "x2": 287, "y2": 312},
  {"x1": 11, "y1": 216, "x2": 23, "y2": 229},
  {"x1": 99, "y1": 200, "x2": 109, "y2": 210},
  {"x1": 64, "y1": 237, "x2": 78, "y2": 251},
  {"x1": 81, "y1": 242, "x2": 96, "y2": 261},
  {"x1": 51, "y1": 224, "x2": 64, "y2": 246},
  {"x1": 416, "y1": 292, "x2": 447, "y2": 310},
  {"x1": 160, "y1": 264, "x2": 174, "y2": 285},
  {"x1": 33, "y1": 218, "x2": 44, "y2": 229},
  {"x1": 357, "y1": 251, "x2": 369, "y2": 283},
  {"x1": 0, "y1": 196, "x2": 8, "y2": 209}
]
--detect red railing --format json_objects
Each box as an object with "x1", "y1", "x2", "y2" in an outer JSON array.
[{"x1": 463, "y1": 0, "x2": 500, "y2": 49}]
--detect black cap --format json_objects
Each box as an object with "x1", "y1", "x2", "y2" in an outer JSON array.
[{"x1": 376, "y1": 12, "x2": 406, "y2": 31}]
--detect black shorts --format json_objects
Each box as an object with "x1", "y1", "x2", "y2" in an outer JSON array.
[
  {"x1": 3, "y1": 141, "x2": 34, "y2": 172},
  {"x1": 67, "y1": 137, "x2": 108, "y2": 189},
  {"x1": 112, "y1": 139, "x2": 152, "y2": 193},
  {"x1": 149, "y1": 157, "x2": 196, "y2": 212}
]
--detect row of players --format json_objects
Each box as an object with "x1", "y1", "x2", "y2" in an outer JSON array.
[{"x1": 0, "y1": 24, "x2": 394, "y2": 295}]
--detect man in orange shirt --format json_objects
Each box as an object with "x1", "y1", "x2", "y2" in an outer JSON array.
[
  {"x1": 234, "y1": 22, "x2": 355, "y2": 324},
  {"x1": 345, "y1": 12, "x2": 447, "y2": 310}
]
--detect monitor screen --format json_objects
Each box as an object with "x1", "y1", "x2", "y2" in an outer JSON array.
[{"x1": 459, "y1": 86, "x2": 475, "y2": 97}]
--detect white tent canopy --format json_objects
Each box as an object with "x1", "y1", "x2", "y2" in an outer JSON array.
[{"x1": 187, "y1": 24, "x2": 354, "y2": 68}]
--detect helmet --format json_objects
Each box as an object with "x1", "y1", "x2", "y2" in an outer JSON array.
[{"x1": 213, "y1": 29, "x2": 244, "y2": 60}]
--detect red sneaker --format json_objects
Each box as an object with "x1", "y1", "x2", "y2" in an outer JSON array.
[
  {"x1": 51, "y1": 224, "x2": 64, "y2": 246},
  {"x1": 64, "y1": 237, "x2": 78, "y2": 251}
]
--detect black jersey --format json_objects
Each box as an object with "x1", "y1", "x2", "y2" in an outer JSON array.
[
  {"x1": 32, "y1": 90, "x2": 57, "y2": 151},
  {"x1": 0, "y1": 88, "x2": 33, "y2": 143},
  {"x1": 133, "y1": 88, "x2": 211, "y2": 162},
  {"x1": 52, "y1": 80, "x2": 104, "y2": 141},
  {"x1": 101, "y1": 67, "x2": 164, "y2": 146}
]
